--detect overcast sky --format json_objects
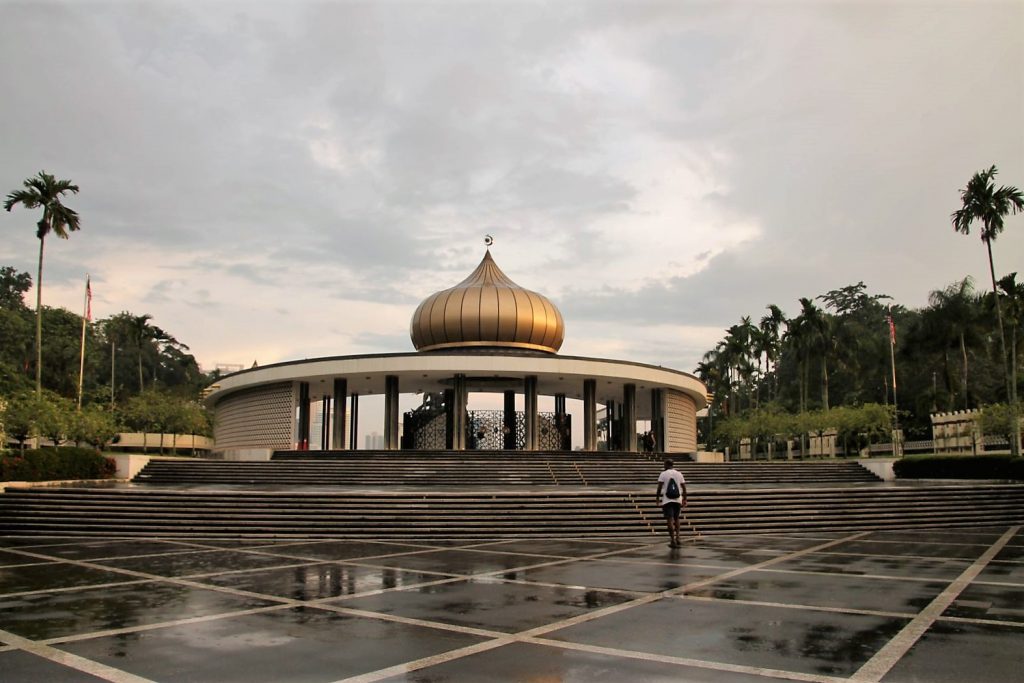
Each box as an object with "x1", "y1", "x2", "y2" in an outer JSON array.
[{"x1": 2, "y1": 0, "x2": 1022, "y2": 376}]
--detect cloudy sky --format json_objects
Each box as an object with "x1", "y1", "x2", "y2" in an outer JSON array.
[{"x1": 2, "y1": 1, "x2": 1022, "y2": 376}]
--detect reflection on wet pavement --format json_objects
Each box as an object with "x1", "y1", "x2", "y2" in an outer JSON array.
[
  {"x1": 684, "y1": 569, "x2": 949, "y2": 614},
  {"x1": 93, "y1": 548, "x2": 297, "y2": 577},
  {"x1": 545, "y1": 597, "x2": 909, "y2": 676},
  {"x1": 56, "y1": 606, "x2": 487, "y2": 682},
  {"x1": 882, "y1": 621, "x2": 1024, "y2": 682},
  {"x1": 338, "y1": 576, "x2": 633, "y2": 632},
  {"x1": 0, "y1": 562, "x2": 137, "y2": 595},
  {"x1": 0, "y1": 580, "x2": 278, "y2": 640},
  {"x1": 198, "y1": 562, "x2": 444, "y2": 600},
  {"x1": 0, "y1": 527, "x2": 1020, "y2": 682}
]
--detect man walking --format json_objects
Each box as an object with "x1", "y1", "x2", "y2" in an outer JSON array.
[{"x1": 655, "y1": 458, "x2": 687, "y2": 547}]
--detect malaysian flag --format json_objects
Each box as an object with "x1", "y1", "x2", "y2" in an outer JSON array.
[
  {"x1": 886, "y1": 307, "x2": 896, "y2": 346},
  {"x1": 85, "y1": 276, "x2": 92, "y2": 322}
]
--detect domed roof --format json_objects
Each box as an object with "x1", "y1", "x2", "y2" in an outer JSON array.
[{"x1": 410, "y1": 250, "x2": 565, "y2": 353}]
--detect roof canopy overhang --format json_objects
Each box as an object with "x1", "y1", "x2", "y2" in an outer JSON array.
[{"x1": 205, "y1": 351, "x2": 706, "y2": 416}]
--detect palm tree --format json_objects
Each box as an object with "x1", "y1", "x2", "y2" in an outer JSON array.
[
  {"x1": 723, "y1": 321, "x2": 755, "y2": 413},
  {"x1": 737, "y1": 316, "x2": 759, "y2": 408},
  {"x1": 760, "y1": 305, "x2": 786, "y2": 400},
  {"x1": 4, "y1": 171, "x2": 81, "y2": 394},
  {"x1": 952, "y1": 165, "x2": 1024, "y2": 454},
  {"x1": 928, "y1": 278, "x2": 982, "y2": 410},
  {"x1": 696, "y1": 349, "x2": 726, "y2": 446},
  {"x1": 104, "y1": 313, "x2": 133, "y2": 406},
  {"x1": 996, "y1": 272, "x2": 1023, "y2": 452},
  {"x1": 127, "y1": 313, "x2": 155, "y2": 392},
  {"x1": 789, "y1": 298, "x2": 832, "y2": 410},
  {"x1": 749, "y1": 324, "x2": 767, "y2": 409},
  {"x1": 808, "y1": 305, "x2": 833, "y2": 411}
]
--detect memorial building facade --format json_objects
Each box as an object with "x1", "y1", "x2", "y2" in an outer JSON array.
[{"x1": 206, "y1": 249, "x2": 706, "y2": 454}]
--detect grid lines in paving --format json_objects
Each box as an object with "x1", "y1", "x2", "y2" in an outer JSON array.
[{"x1": 0, "y1": 526, "x2": 1020, "y2": 682}]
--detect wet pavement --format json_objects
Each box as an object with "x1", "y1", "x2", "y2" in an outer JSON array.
[{"x1": 0, "y1": 526, "x2": 1020, "y2": 682}]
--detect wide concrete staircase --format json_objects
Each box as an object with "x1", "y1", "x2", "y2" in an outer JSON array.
[
  {"x1": 2, "y1": 482, "x2": 1023, "y2": 539},
  {"x1": 4, "y1": 452, "x2": 1022, "y2": 539},
  {"x1": 132, "y1": 450, "x2": 880, "y2": 486}
]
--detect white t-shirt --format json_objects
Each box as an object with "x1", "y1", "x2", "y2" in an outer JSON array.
[{"x1": 658, "y1": 469, "x2": 686, "y2": 506}]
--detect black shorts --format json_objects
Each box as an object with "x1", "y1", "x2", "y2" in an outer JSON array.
[{"x1": 662, "y1": 502, "x2": 681, "y2": 519}]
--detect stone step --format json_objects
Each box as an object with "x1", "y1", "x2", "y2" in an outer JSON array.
[
  {"x1": 6, "y1": 483, "x2": 1021, "y2": 502},
  {"x1": 133, "y1": 458, "x2": 880, "y2": 485},
  {"x1": 3, "y1": 484, "x2": 1023, "y2": 539},
  {"x1": 1, "y1": 512, "x2": 1017, "y2": 539},
  {"x1": 4, "y1": 498, "x2": 1019, "y2": 518}
]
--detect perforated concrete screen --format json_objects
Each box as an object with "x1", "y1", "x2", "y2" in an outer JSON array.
[
  {"x1": 665, "y1": 389, "x2": 697, "y2": 453},
  {"x1": 214, "y1": 382, "x2": 294, "y2": 450}
]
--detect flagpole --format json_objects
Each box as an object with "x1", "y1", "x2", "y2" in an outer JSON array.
[
  {"x1": 888, "y1": 305, "x2": 900, "y2": 457},
  {"x1": 77, "y1": 275, "x2": 91, "y2": 410}
]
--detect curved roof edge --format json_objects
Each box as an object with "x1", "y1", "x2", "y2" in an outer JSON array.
[{"x1": 205, "y1": 350, "x2": 706, "y2": 411}]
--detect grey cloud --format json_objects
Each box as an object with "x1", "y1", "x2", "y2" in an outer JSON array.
[
  {"x1": 2, "y1": 1, "x2": 1021, "y2": 370},
  {"x1": 347, "y1": 330, "x2": 413, "y2": 353}
]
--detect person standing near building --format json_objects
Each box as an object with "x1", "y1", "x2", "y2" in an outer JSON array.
[{"x1": 655, "y1": 459, "x2": 687, "y2": 547}]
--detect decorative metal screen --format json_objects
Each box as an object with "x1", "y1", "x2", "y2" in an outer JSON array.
[
  {"x1": 411, "y1": 412, "x2": 447, "y2": 450},
  {"x1": 404, "y1": 408, "x2": 572, "y2": 450},
  {"x1": 538, "y1": 412, "x2": 571, "y2": 450},
  {"x1": 467, "y1": 410, "x2": 512, "y2": 450}
]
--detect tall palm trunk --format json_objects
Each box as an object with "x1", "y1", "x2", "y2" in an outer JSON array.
[
  {"x1": 959, "y1": 332, "x2": 969, "y2": 409},
  {"x1": 942, "y1": 348, "x2": 954, "y2": 408},
  {"x1": 821, "y1": 356, "x2": 830, "y2": 411},
  {"x1": 801, "y1": 356, "x2": 810, "y2": 457},
  {"x1": 799, "y1": 357, "x2": 808, "y2": 413},
  {"x1": 34, "y1": 231, "x2": 45, "y2": 394},
  {"x1": 110, "y1": 341, "x2": 116, "y2": 407},
  {"x1": 986, "y1": 239, "x2": 1017, "y2": 454},
  {"x1": 1012, "y1": 325, "x2": 1020, "y2": 453},
  {"x1": 773, "y1": 354, "x2": 781, "y2": 401}
]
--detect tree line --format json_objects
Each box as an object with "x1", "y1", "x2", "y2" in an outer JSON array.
[
  {"x1": 3, "y1": 171, "x2": 214, "y2": 452},
  {"x1": 0, "y1": 265, "x2": 213, "y2": 450},
  {"x1": 698, "y1": 166, "x2": 1023, "y2": 455}
]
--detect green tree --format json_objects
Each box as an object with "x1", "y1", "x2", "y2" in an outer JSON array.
[
  {"x1": 976, "y1": 402, "x2": 1022, "y2": 450},
  {"x1": 0, "y1": 308, "x2": 33, "y2": 394},
  {"x1": 0, "y1": 266, "x2": 34, "y2": 394},
  {"x1": 2, "y1": 391, "x2": 41, "y2": 450},
  {"x1": 4, "y1": 171, "x2": 81, "y2": 395},
  {"x1": 68, "y1": 405, "x2": 120, "y2": 450},
  {"x1": 103, "y1": 312, "x2": 133, "y2": 406},
  {"x1": 818, "y1": 283, "x2": 892, "y2": 407},
  {"x1": 0, "y1": 391, "x2": 72, "y2": 450},
  {"x1": 0, "y1": 266, "x2": 31, "y2": 310},
  {"x1": 928, "y1": 278, "x2": 982, "y2": 409},
  {"x1": 120, "y1": 390, "x2": 163, "y2": 452},
  {"x1": 787, "y1": 298, "x2": 830, "y2": 412},
  {"x1": 952, "y1": 165, "x2": 1024, "y2": 455},
  {"x1": 759, "y1": 304, "x2": 786, "y2": 401},
  {"x1": 36, "y1": 391, "x2": 73, "y2": 447},
  {"x1": 996, "y1": 272, "x2": 1024, "y2": 453},
  {"x1": 162, "y1": 398, "x2": 211, "y2": 454},
  {"x1": 126, "y1": 314, "x2": 155, "y2": 393}
]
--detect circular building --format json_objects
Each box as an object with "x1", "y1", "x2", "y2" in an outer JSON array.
[{"x1": 205, "y1": 249, "x2": 706, "y2": 454}]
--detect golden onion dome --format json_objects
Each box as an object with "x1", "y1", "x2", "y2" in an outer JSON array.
[{"x1": 410, "y1": 250, "x2": 565, "y2": 353}]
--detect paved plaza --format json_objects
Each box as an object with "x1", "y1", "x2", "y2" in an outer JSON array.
[{"x1": 0, "y1": 526, "x2": 1021, "y2": 682}]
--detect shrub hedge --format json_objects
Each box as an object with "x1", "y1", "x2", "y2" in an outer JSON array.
[
  {"x1": 894, "y1": 454, "x2": 1024, "y2": 481},
  {"x1": 1, "y1": 447, "x2": 116, "y2": 482}
]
